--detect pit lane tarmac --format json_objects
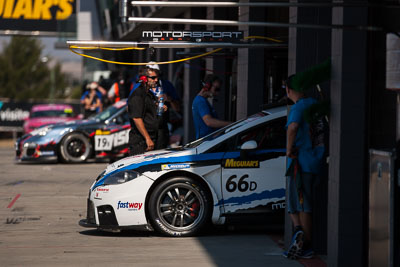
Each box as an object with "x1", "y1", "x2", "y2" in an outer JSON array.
[{"x1": 0, "y1": 146, "x2": 303, "y2": 267}]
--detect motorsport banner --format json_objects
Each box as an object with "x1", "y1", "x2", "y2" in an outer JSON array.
[
  {"x1": 0, "y1": 0, "x2": 76, "y2": 34},
  {"x1": 141, "y1": 30, "x2": 244, "y2": 42}
]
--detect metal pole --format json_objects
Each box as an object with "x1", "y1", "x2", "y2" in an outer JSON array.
[
  {"x1": 120, "y1": 0, "x2": 129, "y2": 23},
  {"x1": 128, "y1": 17, "x2": 383, "y2": 31},
  {"x1": 50, "y1": 68, "x2": 55, "y2": 103},
  {"x1": 67, "y1": 40, "x2": 287, "y2": 49},
  {"x1": 130, "y1": 1, "x2": 399, "y2": 8},
  {"x1": 67, "y1": 40, "x2": 141, "y2": 48}
]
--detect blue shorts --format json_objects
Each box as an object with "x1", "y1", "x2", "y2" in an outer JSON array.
[{"x1": 287, "y1": 172, "x2": 315, "y2": 213}]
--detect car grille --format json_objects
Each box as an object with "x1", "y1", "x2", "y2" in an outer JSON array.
[
  {"x1": 26, "y1": 148, "x2": 35, "y2": 157},
  {"x1": 97, "y1": 205, "x2": 118, "y2": 226}
]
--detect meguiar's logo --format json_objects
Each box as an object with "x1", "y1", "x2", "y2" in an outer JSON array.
[
  {"x1": 0, "y1": 0, "x2": 75, "y2": 20},
  {"x1": 224, "y1": 159, "x2": 259, "y2": 168}
]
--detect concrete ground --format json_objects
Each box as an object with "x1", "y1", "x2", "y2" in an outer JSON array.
[{"x1": 0, "y1": 141, "x2": 324, "y2": 267}]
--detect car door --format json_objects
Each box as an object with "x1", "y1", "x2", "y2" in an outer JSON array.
[
  {"x1": 94, "y1": 111, "x2": 131, "y2": 153},
  {"x1": 221, "y1": 117, "x2": 287, "y2": 214},
  {"x1": 108, "y1": 111, "x2": 131, "y2": 152}
]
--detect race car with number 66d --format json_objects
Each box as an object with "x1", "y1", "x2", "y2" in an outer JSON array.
[{"x1": 79, "y1": 105, "x2": 287, "y2": 236}]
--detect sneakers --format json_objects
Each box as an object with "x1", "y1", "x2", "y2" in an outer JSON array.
[
  {"x1": 299, "y1": 248, "x2": 314, "y2": 259},
  {"x1": 284, "y1": 229, "x2": 304, "y2": 260},
  {"x1": 283, "y1": 248, "x2": 314, "y2": 260},
  {"x1": 282, "y1": 229, "x2": 315, "y2": 260}
]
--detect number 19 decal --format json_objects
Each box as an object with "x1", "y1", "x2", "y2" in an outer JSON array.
[{"x1": 226, "y1": 174, "x2": 257, "y2": 192}]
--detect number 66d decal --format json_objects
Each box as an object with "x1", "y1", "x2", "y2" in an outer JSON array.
[{"x1": 226, "y1": 175, "x2": 257, "y2": 192}]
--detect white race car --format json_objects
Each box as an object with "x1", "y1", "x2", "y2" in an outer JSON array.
[{"x1": 80, "y1": 106, "x2": 287, "y2": 236}]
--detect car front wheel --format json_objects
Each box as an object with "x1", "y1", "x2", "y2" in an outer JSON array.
[
  {"x1": 148, "y1": 177, "x2": 211, "y2": 237},
  {"x1": 59, "y1": 133, "x2": 92, "y2": 163}
]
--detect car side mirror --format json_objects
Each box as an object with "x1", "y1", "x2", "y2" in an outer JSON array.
[
  {"x1": 240, "y1": 140, "x2": 257, "y2": 150},
  {"x1": 240, "y1": 140, "x2": 257, "y2": 158}
]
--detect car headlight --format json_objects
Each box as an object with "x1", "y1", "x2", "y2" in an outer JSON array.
[
  {"x1": 102, "y1": 170, "x2": 140, "y2": 185},
  {"x1": 30, "y1": 126, "x2": 51, "y2": 136},
  {"x1": 96, "y1": 170, "x2": 106, "y2": 182}
]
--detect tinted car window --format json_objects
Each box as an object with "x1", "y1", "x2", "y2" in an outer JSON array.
[
  {"x1": 234, "y1": 117, "x2": 286, "y2": 150},
  {"x1": 93, "y1": 105, "x2": 122, "y2": 121},
  {"x1": 114, "y1": 112, "x2": 130, "y2": 124},
  {"x1": 121, "y1": 111, "x2": 130, "y2": 123},
  {"x1": 31, "y1": 110, "x2": 75, "y2": 118},
  {"x1": 184, "y1": 112, "x2": 267, "y2": 149},
  {"x1": 205, "y1": 117, "x2": 286, "y2": 153}
]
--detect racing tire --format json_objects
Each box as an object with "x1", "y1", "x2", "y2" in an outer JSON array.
[
  {"x1": 59, "y1": 133, "x2": 92, "y2": 163},
  {"x1": 148, "y1": 177, "x2": 212, "y2": 237}
]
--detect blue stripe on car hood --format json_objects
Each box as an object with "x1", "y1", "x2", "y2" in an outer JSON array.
[{"x1": 94, "y1": 148, "x2": 286, "y2": 188}]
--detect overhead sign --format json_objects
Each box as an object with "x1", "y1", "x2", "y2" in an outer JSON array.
[
  {"x1": 141, "y1": 31, "x2": 244, "y2": 42},
  {"x1": 0, "y1": 0, "x2": 76, "y2": 34}
]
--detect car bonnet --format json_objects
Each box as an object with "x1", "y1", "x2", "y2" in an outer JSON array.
[
  {"x1": 93, "y1": 148, "x2": 196, "y2": 188},
  {"x1": 104, "y1": 148, "x2": 196, "y2": 174}
]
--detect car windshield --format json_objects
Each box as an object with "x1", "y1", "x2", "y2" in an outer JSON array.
[
  {"x1": 184, "y1": 112, "x2": 267, "y2": 149},
  {"x1": 91, "y1": 104, "x2": 125, "y2": 121},
  {"x1": 31, "y1": 109, "x2": 74, "y2": 118}
]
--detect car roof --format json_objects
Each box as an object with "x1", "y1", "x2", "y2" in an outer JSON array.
[
  {"x1": 261, "y1": 104, "x2": 287, "y2": 115},
  {"x1": 113, "y1": 99, "x2": 127, "y2": 109}
]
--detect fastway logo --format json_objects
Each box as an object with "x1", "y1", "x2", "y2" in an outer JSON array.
[{"x1": 117, "y1": 201, "x2": 143, "y2": 211}]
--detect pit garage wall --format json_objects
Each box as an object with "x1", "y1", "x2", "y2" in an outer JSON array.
[
  {"x1": 329, "y1": 4, "x2": 368, "y2": 265},
  {"x1": 237, "y1": 2, "x2": 265, "y2": 120},
  {"x1": 329, "y1": 2, "x2": 397, "y2": 267},
  {"x1": 183, "y1": 8, "x2": 206, "y2": 143},
  {"x1": 285, "y1": 2, "x2": 331, "y2": 256},
  {"x1": 284, "y1": 0, "x2": 399, "y2": 265},
  {"x1": 205, "y1": 6, "x2": 237, "y2": 123}
]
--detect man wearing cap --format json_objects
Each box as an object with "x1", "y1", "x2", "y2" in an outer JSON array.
[
  {"x1": 127, "y1": 68, "x2": 161, "y2": 155},
  {"x1": 143, "y1": 62, "x2": 180, "y2": 149},
  {"x1": 192, "y1": 74, "x2": 231, "y2": 139}
]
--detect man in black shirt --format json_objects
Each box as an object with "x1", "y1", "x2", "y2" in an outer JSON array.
[{"x1": 127, "y1": 69, "x2": 160, "y2": 156}]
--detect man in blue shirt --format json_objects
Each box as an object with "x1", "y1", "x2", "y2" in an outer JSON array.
[
  {"x1": 192, "y1": 75, "x2": 231, "y2": 139},
  {"x1": 283, "y1": 75, "x2": 325, "y2": 260}
]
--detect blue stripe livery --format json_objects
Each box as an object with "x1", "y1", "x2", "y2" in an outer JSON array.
[
  {"x1": 94, "y1": 148, "x2": 286, "y2": 188},
  {"x1": 216, "y1": 188, "x2": 285, "y2": 207}
]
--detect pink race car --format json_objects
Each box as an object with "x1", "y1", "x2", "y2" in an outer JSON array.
[{"x1": 23, "y1": 104, "x2": 82, "y2": 134}]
